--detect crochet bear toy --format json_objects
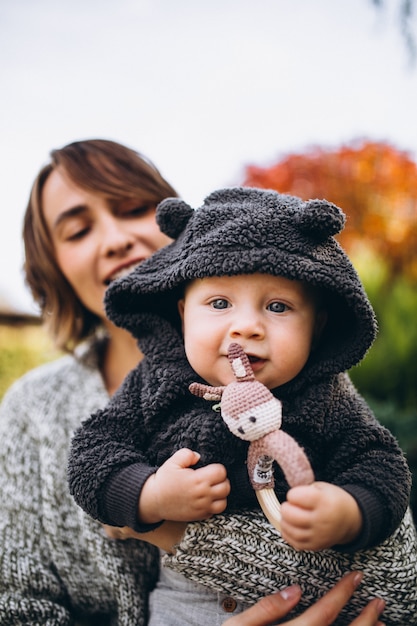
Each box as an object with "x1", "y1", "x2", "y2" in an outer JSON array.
[{"x1": 189, "y1": 342, "x2": 314, "y2": 530}]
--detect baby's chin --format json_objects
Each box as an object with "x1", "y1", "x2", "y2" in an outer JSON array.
[
  {"x1": 203, "y1": 375, "x2": 235, "y2": 388},
  {"x1": 200, "y1": 369, "x2": 236, "y2": 388}
]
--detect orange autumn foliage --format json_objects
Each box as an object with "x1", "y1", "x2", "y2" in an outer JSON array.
[{"x1": 243, "y1": 140, "x2": 417, "y2": 281}]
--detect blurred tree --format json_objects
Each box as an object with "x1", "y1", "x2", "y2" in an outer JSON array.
[{"x1": 243, "y1": 139, "x2": 417, "y2": 283}]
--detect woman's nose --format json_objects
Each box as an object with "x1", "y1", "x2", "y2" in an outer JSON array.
[{"x1": 101, "y1": 217, "x2": 134, "y2": 257}]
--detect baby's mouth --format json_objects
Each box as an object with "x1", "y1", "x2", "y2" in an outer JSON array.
[{"x1": 247, "y1": 355, "x2": 266, "y2": 371}]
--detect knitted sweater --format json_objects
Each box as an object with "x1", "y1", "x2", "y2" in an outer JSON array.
[
  {"x1": 0, "y1": 339, "x2": 158, "y2": 626},
  {"x1": 69, "y1": 316, "x2": 410, "y2": 552}
]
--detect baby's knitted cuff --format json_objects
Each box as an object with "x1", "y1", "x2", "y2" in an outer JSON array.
[{"x1": 102, "y1": 462, "x2": 162, "y2": 532}]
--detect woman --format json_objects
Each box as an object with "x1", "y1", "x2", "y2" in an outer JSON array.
[
  {"x1": 0, "y1": 139, "x2": 176, "y2": 625},
  {"x1": 0, "y1": 139, "x2": 384, "y2": 625}
]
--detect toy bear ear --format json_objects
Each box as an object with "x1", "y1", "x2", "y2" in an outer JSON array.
[
  {"x1": 297, "y1": 199, "x2": 346, "y2": 241},
  {"x1": 156, "y1": 198, "x2": 194, "y2": 239}
]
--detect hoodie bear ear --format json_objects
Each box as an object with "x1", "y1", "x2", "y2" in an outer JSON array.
[
  {"x1": 156, "y1": 198, "x2": 194, "y2": 239},
  {"x1": 297, "y1": 199, "x2": 346, "y2": 241}
]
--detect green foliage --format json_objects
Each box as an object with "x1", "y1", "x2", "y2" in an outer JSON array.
[
  {"x1": 349, "y1": 259, "x2": 417, "y2": 523},
  {"x1": 350, "y1": 261, "x2": 417, "y2": 412},
  {"x1": 0, "y1": 325, "x2": 58, "y2": 400}
]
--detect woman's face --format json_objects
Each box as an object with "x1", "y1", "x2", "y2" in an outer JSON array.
[{"x1": 42, "y1": 167, "x2": 172, "y2": 321}]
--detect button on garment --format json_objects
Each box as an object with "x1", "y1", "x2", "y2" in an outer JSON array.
[
  {"x1": 221, "y1": 597, "x2": 238, "y2": 613},
  {"x1": 149, "y1": 563, "x2": 247, "y2": 624}
]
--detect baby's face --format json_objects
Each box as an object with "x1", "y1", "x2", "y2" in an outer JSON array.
[{"x1": 178, "y1": 273, "x2": 325, "y2": 389}]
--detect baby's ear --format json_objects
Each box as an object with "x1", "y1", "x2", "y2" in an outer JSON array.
[
  {"x1": 297, "y1": 199, "x2": 345, "y2": 241},
  {"x1": 177, "y1": 299, "x2": 185, "y2": 333},
  {"x1": 312, "y1": 309, "x2": 328, "y2": 350},
  {"x1": 156, "y1": 198, "x2": 194, "y2": 238}
]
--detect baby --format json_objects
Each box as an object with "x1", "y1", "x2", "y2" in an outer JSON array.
[{"x1": 69, "y1": 188, "x2": 417, "y2": 625}]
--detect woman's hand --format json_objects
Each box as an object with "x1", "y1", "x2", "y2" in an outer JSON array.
[
  {"x1": 223, "y1": 572, "x2": 385, "y2": 626},
  {"x1": 103, "y1": 519, "x2": 187, "y2": 553}
]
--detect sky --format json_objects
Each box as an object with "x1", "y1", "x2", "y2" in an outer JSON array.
[{"x1": 1, "y1": 0, "x2": 416, "y2": 314}]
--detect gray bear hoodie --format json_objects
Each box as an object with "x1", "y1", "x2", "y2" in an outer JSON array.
[{"x1": 68, "y1": 187, "x2": 411, "y2": 551}]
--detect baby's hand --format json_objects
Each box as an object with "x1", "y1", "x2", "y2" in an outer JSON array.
[
  {"x1": 139, "y1": 448, "x2": 230, "y2": 524},
  {"x1": 280, "y1": 482, "x2": 363, "y2": 551}
]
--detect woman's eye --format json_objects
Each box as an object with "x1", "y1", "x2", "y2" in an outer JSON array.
[
  {"x1": 210, "y1": 299, "x2": 230, "y2": 310},
  {"x1": 124, "y1": 204, "x2": 153, "y2": 217},
  {"x1": 65, "y1": 227, "x2": 90, "y2": 241},
  {"x1": 268, "y1": 301, "x2": 287, "y2": 313}
]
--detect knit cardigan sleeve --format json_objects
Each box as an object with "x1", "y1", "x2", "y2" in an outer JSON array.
[
  {"x1": 0, "y1": 352, "x2": 159, "y2": 626},
  {"x1": 0, "y1": 377, "x2": 75, "y2": 624}
]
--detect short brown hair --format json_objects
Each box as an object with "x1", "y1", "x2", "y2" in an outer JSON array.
[{"x1": 23, "y1": 139, "x2": 178, "y2": 352}]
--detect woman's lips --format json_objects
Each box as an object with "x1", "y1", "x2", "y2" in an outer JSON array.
[{"x1": 104, "y1": 260, "x2": 144, "y2": 285}]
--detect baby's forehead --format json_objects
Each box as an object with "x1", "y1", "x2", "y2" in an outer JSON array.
[{"x1": 183, "y1": 273, "x2": 318, "y2": 299}]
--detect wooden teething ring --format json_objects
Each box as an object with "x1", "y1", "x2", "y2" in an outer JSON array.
[
  {"x1": 251, "y1": 428, "x2": 315, "y2": 531},
  {"x1": 256, "y1": 488, "x2": 283, "y2": 530}
]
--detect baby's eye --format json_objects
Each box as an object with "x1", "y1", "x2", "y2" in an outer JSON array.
[
  {"x1": 267, "y1": 301, "x2": 287, "y2": 313},
  {"x1": 210, "y1": 298, "x2": 230, "y2": 310}
]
